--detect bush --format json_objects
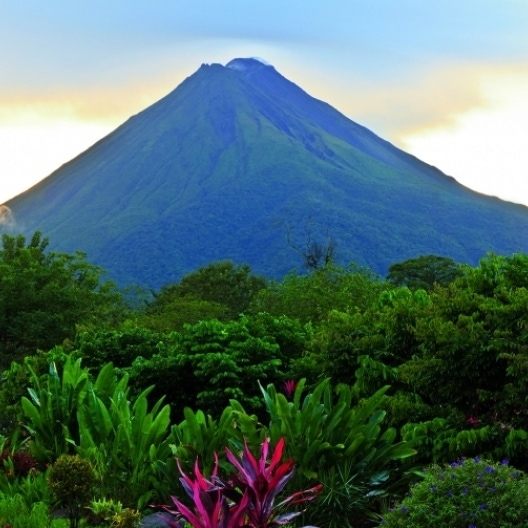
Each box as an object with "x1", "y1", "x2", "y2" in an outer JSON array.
[
  {"x1": 162, "y1": 437, "x2": 321, "y2": 528},
  {"x1": 110, "y1": 508, "x2": 142, "y2": 528},
  {"x1": 48, "y1": 454, "x2": 96, "y2": 528},
  {"x1": 86, "y1": 498, "x2": 123, "y2": 526},
  {"x1": 381, "y1": 457, "x2": 528, "y2": 527}
]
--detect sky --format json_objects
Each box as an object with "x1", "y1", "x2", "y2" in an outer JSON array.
[{"x1": 1, "y1": 0, "x2": 528, "y2": 205}]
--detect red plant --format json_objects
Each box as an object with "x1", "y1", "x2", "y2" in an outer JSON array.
[
  {"x1": 163, "y1": 453, "x2": 249, "y2": 528},
  {"x1": 162, "y1": 438, "x2": 321, "y2": 528},
  {"x1": 224, "y1": 437, "x2": 321, "y2": 528},
  {"x1": 0, "y1": 449, "x2": 39, "y2": 477},
  {"x1": 466, "y1": 415, "x2": 479, "y2": 427},
  {"x1": 282, "y1": 380, "x2": 297, "y2": 400}
]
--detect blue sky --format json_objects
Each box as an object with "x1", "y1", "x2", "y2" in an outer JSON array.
[{"x1": 1, "y1": 0, "x2": 528, "y2": 204}]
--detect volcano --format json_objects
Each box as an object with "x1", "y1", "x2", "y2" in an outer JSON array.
[{"x1": 5, "y1": 58, "x2": 528, "y2": 287}]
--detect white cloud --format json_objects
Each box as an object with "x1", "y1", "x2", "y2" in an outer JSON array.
[
  {"x1": 402, "y1": 71, "x2": 528, "y2": 205},
  {"x1": 0, "y1": 117, "x2": 111, "y2": 204}
]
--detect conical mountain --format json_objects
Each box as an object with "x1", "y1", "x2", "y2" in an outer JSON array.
[{"x1": 5, "y1": 58, "x2": 528, "y2": 287}]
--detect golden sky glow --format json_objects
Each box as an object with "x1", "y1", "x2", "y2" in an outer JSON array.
[{"x1": 402, "y1": 69, "x2": 528, "y2": 205}]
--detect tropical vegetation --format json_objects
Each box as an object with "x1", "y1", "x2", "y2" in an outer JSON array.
[{"x1": 2, "y1": 232, "x2": 528, "y2": 526}]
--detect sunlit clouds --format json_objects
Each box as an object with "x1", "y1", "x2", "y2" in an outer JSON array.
[
  {"x1": 0, "y1": 76, "x2": 184, "y2": 204},
  {"x1": 401, "y1": 68, "x2": 528, "y2": 205}
]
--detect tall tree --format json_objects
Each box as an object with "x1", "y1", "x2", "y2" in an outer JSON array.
[
  {"x1": 386, "y1": 254, "x2": 462, "y2": 290},
  {"x1": 149, "y1": 260, "x2": 266, "y2": 321},
  {"x1": 251, "y1": 264, "x2": 385, "y2": 324},
  {"x1": 0, "y1": 231, "x2": 122, "y2": 369}
]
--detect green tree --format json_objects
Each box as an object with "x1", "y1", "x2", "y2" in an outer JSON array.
[
  {"x1": 397, "y1": 254, "x2": 528, "y2": 433},
  {"x1": 251, "y1": 264, "x2": 385, "y2": 324},
  {"x1": 386, "y1": 254, "x2": 462, "y2": 290},
  {"x1": 137, "y1": 296, "x2": 229, "y2": 332},
  {"x1": 148, "y1": 260, "x2": 266, "y2": 321},
  {"x1": 73, "y1": 327, "x2": 168, "y2": 370},
  {"x1": 128, "y1": 316, "x2": 289, "y2": 419},
  {"x1": 308, "y1": 309, "x2": 383, "y2": 386},
  {"x1": 0, "y1": 231, "x2": 123, "y2": 370},
  {"x1": 48, "y1": 454, "x2": 96, "y2": 528}
]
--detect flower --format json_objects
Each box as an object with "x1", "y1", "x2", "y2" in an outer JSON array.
[
  {"x1": 282, "y1": 379, "x2": 298, "y2": 399},
  {"x1": 467, "y1": 415, "x2": 479, "y2": 426}
]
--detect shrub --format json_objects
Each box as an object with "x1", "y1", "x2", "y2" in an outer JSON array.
[
  {"x1": 0, "y1": 470, "x2": 52, "y2": 510},
  {"x1": 110, "y1": 508, "x2": 142, "y2": 528},
  {"x1": 162, "y1": 437, "x2": 321, "y2": 528},
  {"x1": 381, "y1": 457, "x2": 528, "y2": 527},
  {"x1": 86, "y1": 498, "x2": 123, "y2": 526},
  {"x1": 0, "y1": 448, "x2": 39, "y2": 478},
  {"x1": 300, "y1": 461, "x2": 378, "y2": 528},
  {"x1": 48, "y1": 454, "x2": 96, "y2": 528}
]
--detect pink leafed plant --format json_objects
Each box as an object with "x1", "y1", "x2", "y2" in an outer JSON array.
[
  {"x1": 282, "y1": 380, "x2": 298, "y2": 400},
  {"x1": 162, "y1": 453, "x2": 249, "y2": 528},
  {"x1": 162, "y1": 437, "x2": 321, "y2": 528},
  {"x1": 224, "y1": 437, "x2": 322, "y2": 527}
]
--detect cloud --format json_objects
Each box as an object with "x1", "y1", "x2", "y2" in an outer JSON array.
[
  {"x1": 0, "y1": 205, "x2": 15, "y2": 227},
  {"x1": 298, "y1": 60, "x2": 528, "y2": 146},
  {"x1": 400, "y1": 68, "x2": 528, "y2": 205},
  {"x1": 0, "y1": 74, "x2": 178, "y2": 125}
]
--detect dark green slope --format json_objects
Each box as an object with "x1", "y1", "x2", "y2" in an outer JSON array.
[{"x1": 5, "y1": 58, "x2": 528, "y2": 287}]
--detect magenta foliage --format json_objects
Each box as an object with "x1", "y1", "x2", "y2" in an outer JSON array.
[
  {"x1": 163, "y1": 438, "x2": 321, "y2": 528},
  {"x1": 163, "y1": 454, "x2": 249, "y2": 528},
  {"x1": 282, "y1": 380, "x2": 297, "y2": 400},
  {"x1": 225, "y1": 437, "x2": 321, "y2": 528}
]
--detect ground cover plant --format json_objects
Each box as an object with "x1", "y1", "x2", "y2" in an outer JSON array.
[{"x1": 0, "y1": 494, "x2": 50, "y2": 528}]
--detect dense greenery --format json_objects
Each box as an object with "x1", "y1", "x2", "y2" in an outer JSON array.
[
  {"x1": 3, "y1": 233, "x2": 528, "y2": 525},
  {"x1": 0, "y1": 232, "x2": 123, "y2": 371},
  {"x1": 386, "y1": 254, "x2": 463, "y2": 290}
]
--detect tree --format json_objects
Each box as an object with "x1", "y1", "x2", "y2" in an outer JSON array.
[
  {"x1": 138, "y1": 296, "x2": 229, "y2": 332},
  {"x1": 285, "y1": 218, "x2": 336, "y2": 271},
  {"x1": 148, "y1": 260, "x2": 266, "y2": 321},
  {"x1": 128, "y1": 316, "x2": 290, "y2": 419},
  {"x1": 386, "y1": 254, "x2": 462, "y2": 290},
  {"x1": 0, "y1": 231, "x2": 122, "y2": 370},
  {"x1": 251, "y1": 264, "x2": 385, "y2": 324}
]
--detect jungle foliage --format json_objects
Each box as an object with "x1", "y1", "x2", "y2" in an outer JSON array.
[
  {"x1": 3, "y1": 233, "x2": 528, "y2": 525},
  {"x1": 0, "y1": 232, "x2": 123, "y2": 371}
]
